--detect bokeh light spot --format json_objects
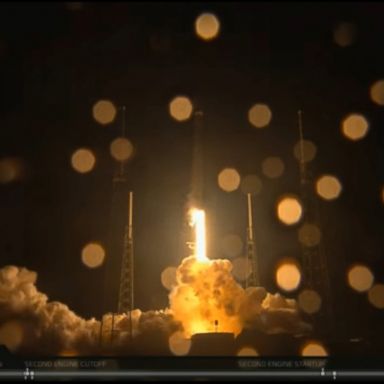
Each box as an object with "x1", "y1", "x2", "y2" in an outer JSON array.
[
  {"x1": 298, "y1": 290, "x2": 322, "y2": 314},
  {"x1": 0, "y1": 157, "x2": 25, "y2": 184},
  {"x1": 333, "y1": 22, "x2": 357, "y2": 47},
  {"x1": 161, "y1": 266, "x2": 177, "y2": 291},
  {"x1": 293, "y1": 140, "x2": 317, "y2": 163},
  {"x1": 66, "y1": 2, "x2": 83, "y2": 11},
  {"x1": 218, "y1": 168, "x2": 241, "y2": 192},
  {"x1": 301, "y1": 341, "x2": 328, "y2": 356},
  {"x1": 81, "y1": 243, "x2": 105, "y2": 269},
  {"x1": 298, "y1": 223, "x2": 322, "y2": 247},
  {"x1": 315, "y1": 175, "x2": 342, "y2": 201},
  {"x1": 221, "y1": 234, "x2": 243, "y2": 259},
  {"x1": 347, "y1": 264, "x2": 374, "y2": 293},
  {"x1": 195, "y1": 13, "x2": 220, "y2": 41},
  {"x1": 368, "y1": 284, "x2": 384, "y2": 309},
  {"x1": 275, "y1": 259, "x2": 301, "y2": 292},
  {"x1": 262, "y1": 156, "x2": 285, "y2": 179},
  {"x1": 169, "y1": 96, "x2": 193, "y2": 122},
  {"x1": 342, "y1": 114, "x2": 369, "y2": 141},
  {"x1": 0, "y1": 321, "x2": 24, "y2": 352},
  {"x1": 370, "y1": 80, "x2": 384, "y2": 106},
  {"x1": 58, "y1": 349, "x2": 78, "y2": 357},
  {"x1": 240, "y1": 174, "x2": 262, "y2": 195},
  {"x1": 276, "y1": 196, "x2": 303, "y2": 225},
  {"x1": 237, "y1": 346, "x2": 258, "y2": 356},
  {"x1": 168, "y1": 331, "x2": 191, "y2": 356},
  {"x1": 92, "y1": 100, "x2": 117, "y2": 125},
  {"x1": 71, "y1": 148, "x2": 96, "y2": 174},
  {"x1": 110, "y1": 137, "x2": 134, "y2": 162},
  {"x1": 232, "y1": 257, "x2": 252, "y2": 281},
  {"x1": 248, "y1": 104, "x2": 272, "y2": 128}
]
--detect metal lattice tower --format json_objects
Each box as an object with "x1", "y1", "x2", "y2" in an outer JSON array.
[
  {"x1": 117, "y1": 192, "x2": 134, "y2": 327},
  {"x1": 245, "y1": 193, "x2": 260, "y2": 288},
  {"x1": 103, "y1": 105, "x2": 135, "y2": 341},
  {"x1": 115, "y1": 105, "x2": 135, "y2": 338},
  {"x1": 297, "y1": 110, "x2": 333, "y2": 328}
]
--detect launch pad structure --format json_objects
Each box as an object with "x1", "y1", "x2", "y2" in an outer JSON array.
[
  {"x1": 100, "y1": 106, "x2": 135, "y2": 346},
  {"x1": 297, "y1": 110, "x2": 333, "y2": 331},
  {"x1": 100, "y1": 106, "x2": 334, "y2": 347},
  {"x1": 245, "y1": 193, "x2": 261, "y2": 288}
]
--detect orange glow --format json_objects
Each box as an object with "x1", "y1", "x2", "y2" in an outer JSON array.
[
  {"x1": 71, "y1": 148, "x2": 96, "y2": 174},
  {"x1": 298, "y1": 223, "x2": 322, "y2": 247},
  {"x1": 298, "y1": 290, "x2": 322, "y2": 314},
  {"x1": 58, "y1": 349, "x2": 78, "y2": 357},
  {"x1": 0, "y1": 321, "x2": 24, "y2": 352},
  {"x1": 161, "y1": 266, "x2": 177, "y2": 291},
  {"x1": 368, "y1": 284, "x2": 384, "y2": 309},
  {"x1": 370, "y1": 80, "x2": 384, "y2": 106},
  {"x1": 276, "y1": 196, "x2": 303, "y2": 225},
  {"x1": 190, "y1": 209, "x2": 208, "y2": 263},
  {"x1": 189, "y1": 319, "x2": 212, "y2": 335},
  {"x1": 218, "y1": 168, "x2": 241, "y2": 192},
  {"x1": 81, "y1": 243, "x2": 105, "y2": 268},
  {"x1": 293, "y1": 139, "x2": 317, "y2": 163},
  {"x1": 342, "y1": 114, "x2": 369, "y2": 141},
  {"x1": 248, "y1": 103, "x2": 272, "y2": 128},
  {"x1": 262, "y1": 156, "x2": 285, "y2": 179},
  {"x1": 169, "y1": 96, "x2": 193, "y2": 121},
  {"x1": 347, "y1": 264, "x2": 374, "y2": 293},
  {"x1": 110, "y1": 137, "x2": 134, "y2": 162},
  {"x1": 237, "y1": 346, "x2": 258, "y2": 356},
  {"x1": 92, "y1": 100, "x2": 117, "y2": 125},
  {"x1": 333, "y1": 22, "x2": 356, "y2": 47},
  {"x1": 316, "y1": 175, "x2": 342, "y2": 201},
  {"x1": 0, "y1": 157, "x2": 24, "y2": 184},
  {"x1": 275, "y1": 259, "x2": 301, "y2": 292},
  {"x1": 168, "y1": 331, "x2": 191, "y2": 356},
  {"x1": 301, "y1": 341, "x2": 328, "y2": 356},
  {"x1": 195, "y1": 13, "x2": 220, "y2": 41}
]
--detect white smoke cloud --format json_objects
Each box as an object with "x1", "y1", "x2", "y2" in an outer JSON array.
[{"x1": 0, "y1": 259, "x2": 310, "y2": 355}]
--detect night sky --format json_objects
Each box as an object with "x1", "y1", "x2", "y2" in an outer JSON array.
[{"x1": 1, "y1": 1, "x2": 384, "y2": 347}]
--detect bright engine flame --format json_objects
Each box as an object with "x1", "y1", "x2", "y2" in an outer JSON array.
[{"x1": 190, "y1": 208, "x2": 208, "y2": 263}]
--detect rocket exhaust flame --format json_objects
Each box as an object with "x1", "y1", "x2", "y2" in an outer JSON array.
[
  {"x1": 0, "y1": 210, "x2": 311, "y2": 355},
  {"x1": 190, "y1": 208, "x2": 208, "y2": 263}
]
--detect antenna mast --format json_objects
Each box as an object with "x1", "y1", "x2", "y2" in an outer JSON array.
[
  {"x1": 245, "y1": 193, "x2": 260, "y2": 288},
  {"x1": 297, "y1": 110, "x2": 333, "y2": 331}
]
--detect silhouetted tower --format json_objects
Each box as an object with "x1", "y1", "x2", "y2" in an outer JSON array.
[
  {"x1": 103, "y1": 106, "x2": 134, "y2": 339},
  {"x1": 118, "y1": 191, "x2": 134, "y2": 321},
  {"x1": 245, "y1": 193, "x2": 260, "y2": 288},
  {"x1": 297, "y1": 110, "x2": 333, "y2": 330}
]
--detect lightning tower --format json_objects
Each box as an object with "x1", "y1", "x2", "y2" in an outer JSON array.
[
  {"x1": 297, "y1": 110, "x2": 333, "y2": 331},
  {"x1": 102, "y1": 106, "x2": 134, "y2": 341},
  {"x1": 245, "y1": 193, "x2": 260, "y2": 288}
]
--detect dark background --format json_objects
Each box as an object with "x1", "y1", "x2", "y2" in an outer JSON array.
[{"x1": 0, "y1": 1, "x2": 383, "y2": 345}]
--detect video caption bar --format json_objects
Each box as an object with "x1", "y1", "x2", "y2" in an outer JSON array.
[{"x1": 2, "y1": 369, "x2": 384, "y2": 381}]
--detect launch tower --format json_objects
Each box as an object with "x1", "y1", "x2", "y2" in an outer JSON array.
[
  {"x1": 245, "y1": 193, "x2": 260, "y2": 288},
  {"x1": 297, "y1": 110, "x2": 333, "y2": 330}
]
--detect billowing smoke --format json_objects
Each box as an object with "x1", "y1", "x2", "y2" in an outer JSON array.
[
  {"x1": 0, "y1": 258, "x2": 310, "y2": 355},
  {"x1": 169, "y1": 256, "x2": 311, "y2": 337},
  {"x1": 0, "y1": 266, "x2": 180, "y2": 355}
]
